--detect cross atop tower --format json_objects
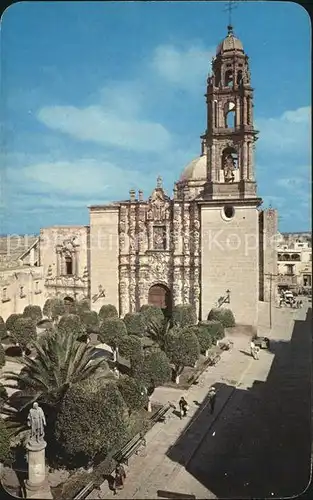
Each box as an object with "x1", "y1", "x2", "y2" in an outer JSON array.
[{"x1": 223, "y1": 1, "x2": 238, "y2": 30}]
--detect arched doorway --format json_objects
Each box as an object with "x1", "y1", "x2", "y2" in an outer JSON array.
[{"x1": 148, "y1": 284, "x2": 172, "y2": 316}]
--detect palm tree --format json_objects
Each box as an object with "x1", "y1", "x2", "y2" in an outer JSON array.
[{"x1": 3, "y1": 329, "x2": 112, "y2": 412}]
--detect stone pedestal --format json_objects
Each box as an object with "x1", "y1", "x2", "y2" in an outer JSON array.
[{"x1": 24, "y1": 440, "x2": 52, "y2": 499}]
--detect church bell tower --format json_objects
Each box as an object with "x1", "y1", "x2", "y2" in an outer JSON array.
[{"x1": 203, "y1": 25, "x2": 259, "y2": 200}]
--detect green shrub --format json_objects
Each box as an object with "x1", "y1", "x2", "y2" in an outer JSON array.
[
  {"x1": 118, "y1": 335, "x2": 142, "y2": 359},
  {"x1": 77, "y1": 299, "x2": 90, "y2": 313},
  {"x1": 0, "y1": 417, "x2": 12, "y2": 464},
  {"x1": 207, "y1": 308, "x2": 235, "y2": 328},
  {"x1": 58, "y1": 314, "x2": 86, "y2": 340},
  {"x1": 0, "y1": 344, "x2": 5, "y2": 368},
  {"x1": 99, "y1": 305, "x2": 118, "y2": 323},
  {"x1": 0, "y1": 316, "x2": 7, "y2": 341},
  {"x1": 55, "y1": 379, "x2": 129, "y2": 466},
  {"x1": 139, "y1": 305, "x2": 168, "y2": 348},
  {"x1": 43, "y1": 298, "x2": 66, "y2": 320},
  {"x1": 10, "y1": 317, "x2": 37, "y2": 352},
  {"x1": 5, "y1": 314, "x2": 23, "y2": 333},
  {"x1": 190, "y1": 325, "x2": 214, "y2": 353},
  {"x1": 164, "y1": 326, "x2": 200, "y2": 380},
  {"x1": 117, "y1": 375, "x2": 148, "y2": 414},
  {"x1": 131, "y1": 350, "x2": 171, "y2": 389},
  {"x1": 23, "y1": 305, "x2": 43, "y2": 323},
  {"x1": 199, "y1": 320, "x2": 225, "y2": 343},
  {"x1": 172, "y1": 304, "x2": 197, "y2": 327},
  {"x1": 123, "y1": 312, "x2": 145, "y2": 337},
  {"x1": 79, "y1": 310, "x2": 99, "y2": 334},
  {"x1": 140, "y1": 305, "x2": 164, "y2": 331},
  {"x1": 99, "y1": 318, "x2": 127, "y2": 348}
]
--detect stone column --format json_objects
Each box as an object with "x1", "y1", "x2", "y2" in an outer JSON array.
[
  {"x1": 25, "y1": 440, "x2": 52, "y2": 499},
  {"x1": 182, "y1": 201, "x2": 190, "y2": 304},
  {"x1": 128, "y1": 206, "x2": 137, "y2": 312}
]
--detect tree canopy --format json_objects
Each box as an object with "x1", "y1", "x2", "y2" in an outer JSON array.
[
  {"x1": 55, "y1": 379, "x2": 129, "y2": 466},
  {"x1": 165, "y1": 326, "x2": 200, "y2": 377},
  {"x1": 23, "y1": 305, "x2": 43, "y2": 323}
]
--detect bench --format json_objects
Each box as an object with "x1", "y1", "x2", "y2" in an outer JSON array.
[
  {"x1": 150, "y1": 403, "x2": 172, "y2": 424},
  {"x1": 114, "y1": 433, "x2": 146, "y2": 466},
  {"x1": 188, "y1": 371, "x2": 201, "y2": 385}
]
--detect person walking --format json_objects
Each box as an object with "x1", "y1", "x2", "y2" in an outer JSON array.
[
  {"x1": 250, "y1": 339, "x2": 259, "y2": 360},
  {"x1": 178, "y1": 396, "x2": 188, "y2": 418},
  {"x1": 114, "y1": 463, "x2": 126, "y2": 491},
  {"x1": 208, "y1": 386, "x2": 216, "y2": 414}
]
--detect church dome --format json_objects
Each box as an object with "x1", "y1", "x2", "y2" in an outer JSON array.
[
  {"x1": 216, "y1": 26, "x2": 244, "y2": 55},
  {"x1": 179, "y1": 154, "x2": 207, "y2": 182}
]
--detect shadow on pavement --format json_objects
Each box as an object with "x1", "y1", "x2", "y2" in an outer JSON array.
[{"x1": 166, "y1": 308, "x2": 312, "y2": 498}]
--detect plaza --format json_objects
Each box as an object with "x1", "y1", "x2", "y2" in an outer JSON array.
[{"x1": 88, "y1": 302, "x2": 311, "y2": 499}]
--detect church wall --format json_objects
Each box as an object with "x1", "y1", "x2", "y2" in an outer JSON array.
[
  {"x1": 259, "y1": 209, "x2": 278, "y2": 303},
  {"x1": 201, "y1": 204, "x2": 259, "y2": 327},
  {"x1": 89, "y1": 208, "x2": 119, "y2": 313},
  {"x1": 40, "y1": 226, "x2": 88, "y2": 300},
  {"x1": 0, "y1": 267, "x2": 45, "y2": 321}
]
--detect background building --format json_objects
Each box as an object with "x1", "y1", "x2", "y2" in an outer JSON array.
[{"x1": 277, "y1": 232, "x2": 312, "y2": 292}]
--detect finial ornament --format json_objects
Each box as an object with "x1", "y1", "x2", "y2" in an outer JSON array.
[
  {"x1": 157, "y1": 175, "x2": 163, "y2": 189},
  {"x1": 223, "y1": 1, "x2": 238, "y2": 30}
]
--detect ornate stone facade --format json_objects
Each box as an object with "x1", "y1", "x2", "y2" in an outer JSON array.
[{"x1": 115, "y1": 177, "x2": 202, "y2": 317}]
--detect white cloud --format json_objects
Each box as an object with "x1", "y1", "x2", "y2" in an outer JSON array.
[
  {"x1": 151, "y1": 43, "x2": 214, "y2": 91},
  {"x1": 8, "y1": 158, "x2": 159, "y2": 199},
  {"x1": 256, "y1": 106, "x2": 311, "y2": 156},
  {"x1": 37, "y1": 104, "x2": 172, "y2": 153}
]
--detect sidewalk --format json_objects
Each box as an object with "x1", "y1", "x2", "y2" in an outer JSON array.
[{"x1": 88, "y1": 309, "x2": 291, "y2": 500}]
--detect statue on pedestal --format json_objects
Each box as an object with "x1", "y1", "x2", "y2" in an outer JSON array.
[{"x1": 27, "y1": 402, "x2": 46, "y2": 444}]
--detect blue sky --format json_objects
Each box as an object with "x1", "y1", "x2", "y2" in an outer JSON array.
[{"x1": 1, "y1": 1, "x2": 311, "y2": 235}]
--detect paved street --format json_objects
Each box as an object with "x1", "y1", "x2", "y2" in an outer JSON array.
[{"x1": 90, "y1": 302, "x2": 311, "y2": 499}]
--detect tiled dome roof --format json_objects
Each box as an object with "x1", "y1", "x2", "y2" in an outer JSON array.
[
  {"x1": 216, "y1": 26, "x2": 244, "y2": 55},
  {"x1": 179, "y1": 154, "x2": 207, "y2": 182}
]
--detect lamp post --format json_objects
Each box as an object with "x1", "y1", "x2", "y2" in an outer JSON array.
[{"x1": 265, "y1": 273, "x2": 278, "y2": 330}]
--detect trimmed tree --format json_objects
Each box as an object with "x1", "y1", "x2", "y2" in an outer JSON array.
[
  {"x1": 99, "y1": 305, "x2": 118, "y2": 323},
  {"x1": 79, "y1": 310, "x2": 99, "y2": 334},
  {"x1": 199, "y1": 320, "x2": 225, "y2": 344},
  {"x1": 0, "y1": 418, "x2": 12, "y2": 465},
  {"x1": 0, "y1": 344, "x2": 5, "y2": 368},
  {"x1": 118, "y1": 335, "x2": 142, "y2": 360},
  {"x1": 172, "y1": 304, "x2": 197, "y2": 328},
  {"x1": 77, "y1": 299, "x2": 90, "y2": 314},
  {"x1": 55, "y1": 379, "x2": 129, "y2": 467},
  {"x1": 131, "y1": 350, "x2": 171, "y2": 410},
  {"x1": 117, "y1": 375, "x2": 148, "y2": 415},
  {"x1": 123, "y1": 312, "x2": 146, "y2": 337},
  {"x1": 58, "y1": 314, "x2": 86, "y2": 340},
  {"x1": 0, "y1": 316, "x2": 7, "y2": 341},
  {"x1": 164, "y1": 326, "x2": 200, "y2": 384},
  {"x1": 98, "y1": 318, "x2": 127, "y2": 349},
  {"x1": 10, "y1": 317, "x2": 37, "y2": 355},
  {"x1": 190, "y1": 325, "x2": 214, "y2": 357},
  {"x1": 43, "y1": 298, "x2": 66, "y2": 321},
  {"x1": 139, "y1": 305, "x2": 168, "y2": 349},
  {"x1": 207, "y1": 308, "x2": 236, "y2": 328},
  {"x1": 6, "y1": 314, "x2": 23, "y2": 334},
  {"x1": 23, "y1": 305, "x2": 43, "y2": 323}
]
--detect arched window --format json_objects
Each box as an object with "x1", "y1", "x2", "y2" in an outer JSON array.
[
  {"x1": 221, "y1": 147, "x2": 238, "y2": 183},
  {"x1": 225, "y1": 70, "x2": 233, "y2": 87},
  {"x1": 237, "y1": 70, "x2": 243, "y2": 85},
  {"x1": 65, "y1": 254, "x2": 73, "y2": 275},
  {"x1": 224, "y1": 101, "x2": 236, "y2": 129}
]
